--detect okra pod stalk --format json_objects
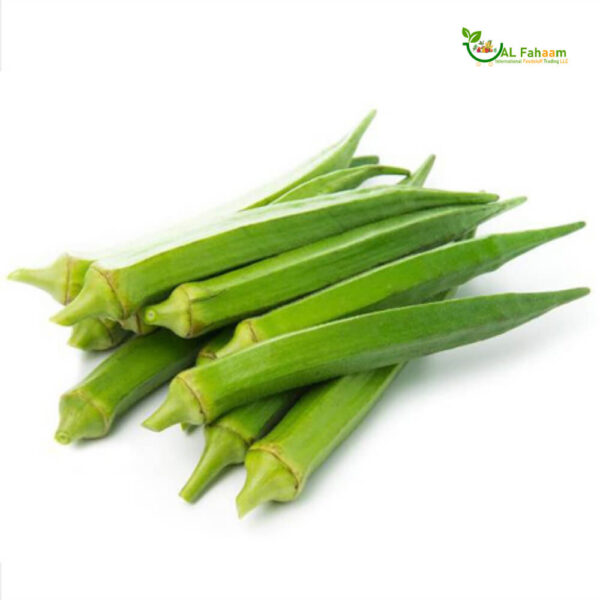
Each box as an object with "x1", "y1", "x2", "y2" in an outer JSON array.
[
  {"x1": 179, "y1": 391, "x2": 299, "y2": 503},
  {"x1": 8, "y1": 253, "x2": 93, "y2": 304},
  {"x1": 349, "y1": 155, "x2": 379, "y2": 167},
  {"x1": 51, "y1": 186, "x2": 497, "y2": 326},
  {"x1": 143, "y1": 201, "x2": 512, "y2": 338},
  {"x1": 55, "y1": 330, "x2": 202, "y2": 444},
  {"x1": 236, "y1": 365, "x2": 403, "y2": 516},
  {"x1": 9, "y1": 254, "x2": 131, "y2": 351},
  {"x1": 68, "y1": 318, "x2": 132, "y2": 351},
  {"x1": 119, "y1": 312, "x2": 156, "y2": 336},
  {"x1": 143, "y1": 287, "x2": 588, "y2": 429},
  {"x1": 273, "y1": 165, "x2": 410, "y2": 204}
]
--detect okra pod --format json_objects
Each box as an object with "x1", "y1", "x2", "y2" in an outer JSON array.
[
  {"x1": 236, "y1": 365, "x2": 403, "y2": 516},
  {"x1": 51, "y1": 186, "x2": 497, "y2": 326},
  {"x1": 143, "y1": 201, "x2": 512, "y2": 338},
  {"x1": 214, "y1": 204, "x2": 585, "y2": 361},
  {"x1": 55, "y1": 330, "x2": 202, "y2": 444},
  {"x1": 9, "y1": 254, "x2": 131, "y2": 351},
  {"x1": 240, "y1": 111, "x2": 376, "y2": 209},
  {"x1": 349, "y1": 155, "x2": 379, "y2": 167},
  {"x1": 11, "y1": 112, "x2": 375, "y2": 315},
  {"x1": 143, "y1": 287, "x2": 588, "y2": 429},
  {"x1": 179, "y1": 391, "x2": 299, "y2": 503},
  {"x1": 273, "y1": 165, "x2": 410, "y2": 204},
  {"x1": 181, "y1": 154, "x2": 441, "y2": 495}
]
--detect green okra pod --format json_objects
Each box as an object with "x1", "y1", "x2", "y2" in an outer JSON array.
[
  {"x1": 180, "y1": 153, "x2": 442, "y2": 494},
  {"x1": 51, "y1": 186, "x2": 497, "y2": 326},
  {"x1": 11, "y1": 112, "x2": 376, "y2": 317},
  {"x1": 236, "y1": 364, "x2": 403, "y2": 516},
  {"x1": 143, "y1": 287, "x2": 588, "y2": 429},
  {"x1": 9, "y1": 254, "x2": 131, "y2": 351},
  {"x1": 240, "y1": 111, "x2": 376, "y2": 209},
  {"x1": 179, "y1": 391, "x2": 299, "y2": 503},
  {"x1": 273, "y1": 164, "x2": 410, "y2": 204},
  {"x1": 213, "y1": 204, "x2": 586, "y2": 361},
  {"x1": 349, "y1": 155, "x2": 379, "y2": 167},
  {"x1": 143, "y1": 201, "x2": 511, "y2": 338},
  {"x1": 55, "y1": 329, "x2": 202, "y2": 444}
]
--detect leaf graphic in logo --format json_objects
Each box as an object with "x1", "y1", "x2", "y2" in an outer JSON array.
[
  {"x1": 470, "y1": 31, "x2": 482, "y2": 43},
  {"x1": 462, "y1": 27, "x2": 470, "y2": 38}
]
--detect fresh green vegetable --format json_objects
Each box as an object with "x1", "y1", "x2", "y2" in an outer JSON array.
[
  {"x1": 179, "y1": 391, "x2": 299, "y2": 503},
  {"x1": 55, "y1": 330, "x2": 202, "y2": 444},
  {"x1": 349, "y1": 155, "x2": 379, "y2": 167},
  {"x1": 273, "y1": 165, "x2": 409, "y2": 204},
  {"x1": 143, "y1": 288, "x2": 588, "y2": 430},
  {"x1": 236, "y1": 365, "x2": 402, "y2": 516},
  {"x1": 239, "y1": 111, "x2": 376, "y2": 209},
  {"x1": 8, "y1": 254, "x2": 131, "y2": 351},
  {"x1": 50, "y1": 186, "x2": 497, "y2": 326},
  {"x1": 143, "y1": 201, "x2": 511, "y2": 338},
  {"x1": 213, "y1": 204, "x2": 584, "y2": 362},
  {"x1": 11, "y1": 111, "x2": 377, "y2": 332}
]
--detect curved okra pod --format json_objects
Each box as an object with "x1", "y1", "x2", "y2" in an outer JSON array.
[
  {"x1": 236, "y1": 364, "x2": 403, "y2": 516},
  {"x1": 55, "y1": 330, "x2": 203, "y2": 444},
  {"x1": 349, "y1": 155, "x2": 379, "y2": 167},
  {"x1": 273, "y1": 165, "x2": 410, "y2": 204},
  {"x1": 179, "y1": 391, "x2": 299, "y2": 502},
  {"x1": 143, "y1": 287, "x2": 588, "y2": 429},
  {"x1": 51, "y1": 186, "x2": 497, "y2": 326},
  {"x1": 143, "y1": 201, "x2": 511, "y2": 338}
]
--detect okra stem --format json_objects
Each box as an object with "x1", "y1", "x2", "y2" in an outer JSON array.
[
  {"x1": 56, "y1": 330, "x2": 202, "y2": 443},
  {"x1": 179, "y1": 391, "x2": 298, "y2": 502},
  {"x1": 143, "y1": 288, "x2": 588, "y2": 430},
  {"x1": 68, "y1": 318, "x2": 132, "y2": 351},
  {"x1": 236, "y1": 364, "x2": 403, "y2": 516}
]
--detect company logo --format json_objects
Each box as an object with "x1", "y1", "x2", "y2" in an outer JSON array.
[{"x1": 461, "y1": 27, "x2": 568, "y2": 66}]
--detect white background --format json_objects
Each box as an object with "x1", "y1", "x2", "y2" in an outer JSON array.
[{"x1": 1, "y1": 2, "x2": 599, "y2": 599}]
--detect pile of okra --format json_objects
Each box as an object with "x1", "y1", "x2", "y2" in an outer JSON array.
[{"x1": 10, "y1": 111, "x2": 589, "y2": 517}]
